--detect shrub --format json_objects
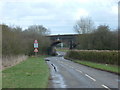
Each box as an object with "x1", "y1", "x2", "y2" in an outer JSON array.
[
  {"x1": 65, "y1": 50, "x2": 119, "y2": 65},
  {"x1": 2, "y1": 24, "x2": 51, "y2": 56}
]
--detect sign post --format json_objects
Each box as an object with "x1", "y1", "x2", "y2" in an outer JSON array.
[{"x1": 34, "y1": 40, "x2": 38, "y2": 57}]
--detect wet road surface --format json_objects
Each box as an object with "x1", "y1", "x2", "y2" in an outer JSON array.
[{"x1": 45, "y1": 52, "x2": 119, "y2": 89}]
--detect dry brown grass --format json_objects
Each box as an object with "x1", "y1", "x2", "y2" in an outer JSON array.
[{"x1": 2, "y1": 55, "x2": 28, "y2": 70}]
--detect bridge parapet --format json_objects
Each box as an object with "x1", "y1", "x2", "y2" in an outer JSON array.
[{"x1": 47, "y1": 34, "x2": 78, "y2": 48}]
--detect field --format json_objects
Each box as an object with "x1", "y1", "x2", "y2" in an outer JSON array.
[{"x1": 2, "y1": 56, "x2": 49, "y2": 88}]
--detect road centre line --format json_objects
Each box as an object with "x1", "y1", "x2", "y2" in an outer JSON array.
[
  {"x1": 76, "y1": 69, "x2": 83, "y2": 73},
  {"x1": 63, "y1": 63, "x2": 84, "y2": 73},
  {"x1": 62, "y1": 63, "x2": 81, "y2": 72},
  {"x1": 101, "y1": 85, "x2": 111, "y2": 90},
  {"x1": 85, "y1": 74, "x2": 96, "y2": 81}
]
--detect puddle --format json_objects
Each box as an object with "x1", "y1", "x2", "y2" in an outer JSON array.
[
  {"x1": 49, "y1": 62, "x2": 66, "y2": 88},
  {"x1": 46, "y1": 57, "x2": 67, "y2": 88},
  {"x1": 52, "y1": 72, "x2": 66, "y2": 88}
]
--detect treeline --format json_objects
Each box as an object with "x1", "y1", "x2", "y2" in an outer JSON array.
[
  {"x1": 76, "y1": 25, "x2": 118, "y2": 50},
  {"x1": 2, "y1": 24, "x2": 51, "y2": 56}
]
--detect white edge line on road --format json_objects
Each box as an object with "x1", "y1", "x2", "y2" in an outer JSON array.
[
  {"x1": 101, "y1": 85, "x2": 111, "y2": 90},
  {"x1": 85, "y1": 74, "x2": 96, "y2": 81},
  {"x1": 76, "y1": 69, "x2": 83, "y2": 73}
]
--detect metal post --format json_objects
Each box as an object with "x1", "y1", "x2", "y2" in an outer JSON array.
[{"x1": 35, "y1": 52, "x2": 37, "y2": 57}]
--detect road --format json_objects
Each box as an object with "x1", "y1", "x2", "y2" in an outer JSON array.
[{"x1": 45, "y1": 51, "x2": 119, "y2": 89}]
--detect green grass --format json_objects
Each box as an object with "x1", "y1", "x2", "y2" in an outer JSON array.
[
  {"x1": 56, "y1": 48, "x2": 69, "y2": 52},
  {"x1": 2, "y1": 56, "x2": 50, "y2": 88},
  {"x1": 74, "y1": 60, "x2": 120, "y2": 74}
]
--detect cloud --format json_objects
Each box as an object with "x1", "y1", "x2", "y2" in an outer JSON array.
[
  {"x1": 74, "y1": 8, "x2": 89, "y2": 20},
  {"x1": 111, "y1": 5, "x2": 118, "y2": 15},
  {"x1": 1, "y1": 0, "x2": 118, "y2": 34}
]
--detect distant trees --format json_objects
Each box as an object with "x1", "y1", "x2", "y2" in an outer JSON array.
[
  {"x1": 76, "y1": 25, "x2": 118, "y2": 50},
  {"x1": 74, "y1": 17, "x2": 94, "y2": 34},
  {"x1": 26, "y1": 25, "x2": 50, "y2": 35},
  {"x1": 2, "y1": 24, "x2": 51, "y2": 56},
  {"x1": 91, "y1": 25, "x2": 118, "y2": 50}
]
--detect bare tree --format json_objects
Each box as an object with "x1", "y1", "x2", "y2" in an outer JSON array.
[
  {"x1": 74, "y1": 17, "x2": 94, "y2": 34},
  {"x1": 26, "y1": 25, "x2": 50, "y2": 35}
]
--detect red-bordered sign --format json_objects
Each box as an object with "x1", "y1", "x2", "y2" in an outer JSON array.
[
  {"x1": 34, "y1": 40, "x2": 38, "y2": 43},
  {"x1": 34, "y1": 48, "x2": 38, "y2": 52}
]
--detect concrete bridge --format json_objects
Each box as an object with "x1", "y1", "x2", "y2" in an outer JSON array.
[{"x1": 46, "y1": 34, "x2": 78, "y2": 55}]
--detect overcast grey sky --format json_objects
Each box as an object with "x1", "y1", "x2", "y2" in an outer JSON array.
[{"x1": 0, "y1": 0, "x2": 119, "y2": 35}]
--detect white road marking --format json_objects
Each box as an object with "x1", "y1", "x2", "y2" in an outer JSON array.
[
  {"x1": 102, "y1": 85, "x2": 111, "y2": 90},
  {"x1": 76, "y1": 69, "x2": 83, "y2": 73},
  {"x1": 85, "y1": 74, "x2": 96, "y2": 81}
]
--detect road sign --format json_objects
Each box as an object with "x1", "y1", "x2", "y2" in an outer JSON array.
[
  {"x1": 34, "y1": 40, "x2": 38, "y2": 48},
  {"x1": 34, "y1": 48, "x2": 38, "y2": 52},
  {"x1": 34, "y1": 43, "x2": 38, "y2": 48},
  {"x1": 34, "y1": 40, "x2": 38, "y2": 43}
]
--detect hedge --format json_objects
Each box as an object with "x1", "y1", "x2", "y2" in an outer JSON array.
[{"x1": 65, "y1": 50, "x2": 119, "y2": 65}]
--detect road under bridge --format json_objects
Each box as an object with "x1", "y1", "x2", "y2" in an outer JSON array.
[{"x1": 46, "y1": 34, "x2": 78, "y2": 55}]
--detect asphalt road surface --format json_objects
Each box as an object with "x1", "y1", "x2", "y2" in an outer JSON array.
[{"x1": 45, "y1": 51, "x2": 119, "y2": 89}]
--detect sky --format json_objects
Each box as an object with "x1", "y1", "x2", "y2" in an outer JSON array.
[{"x1": 0, "y1": 0, "x2": 119, "y2": 35}]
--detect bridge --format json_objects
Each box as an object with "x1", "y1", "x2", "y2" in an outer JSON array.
[{"x1": 46, "y1": 34, "x2": 78, "y2": 55}]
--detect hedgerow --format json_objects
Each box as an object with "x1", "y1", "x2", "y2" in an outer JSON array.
[{"x1": 65, "y1": 50, "x2": 119, "y2": 65}]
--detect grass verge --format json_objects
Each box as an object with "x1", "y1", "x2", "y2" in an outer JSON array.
[
  {"x1": 2, "y1": 56, "x2": 49, "y2": 88},
  {"x1": 65, "y1": 57, "x2": 120, "y2": 75},
  {"x1": 56, "y1": 48, "x2": 69, "y2": 52},
  {"x1": 75, "y1": 60, "x2": 120, "y2": 74}
]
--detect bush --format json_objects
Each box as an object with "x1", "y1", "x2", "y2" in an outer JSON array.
[
  {"x1": 2, "y1": 24, "x2": 51, "y2": 56},
  {"x1": 76, "y1": 25, "x2": 118, "y2": 50},
  {"x1": 65, "y1": 50, "x2": 119, "y2": 65}
]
